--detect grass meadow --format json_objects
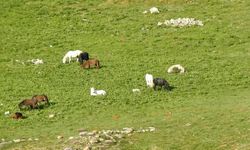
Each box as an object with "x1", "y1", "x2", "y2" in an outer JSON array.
[{"x1": 0, "y1": 0, "x2": 250, "y2": 149}]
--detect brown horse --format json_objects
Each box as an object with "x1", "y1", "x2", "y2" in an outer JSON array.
[
  {"x1": 12, "y1": 112, "x2": 23, "y2": 119},
  {"x1": 81, "y1": 59, "x2": 100, "y2": 69},
  {"x1": 19, "y1": 98, "x2": 38, "y2": 110},
  {"x1": 32, "y1": 94, "x2": 49, "y2": 105}
]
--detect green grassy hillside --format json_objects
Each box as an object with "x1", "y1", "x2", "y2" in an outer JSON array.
[{"x1": 0, "y1": 0, "x2": 250, "y2": 149}]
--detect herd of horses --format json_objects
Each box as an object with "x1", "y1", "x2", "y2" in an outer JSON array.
[
  {"x1": 62, "y1": 50, "x2": 100, "y2": 69},
  {"x1": 12, "y1": 50, "x2": 172, "y2": 120},
  {"x1": 12, "y1": 95, "x2": 49, "y2": 119}
]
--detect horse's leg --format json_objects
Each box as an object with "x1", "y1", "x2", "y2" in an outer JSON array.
[
  {"x1": 69, "y1": 56, "x2": 71, "y2": 63},
  {"x1": 153, "y1": 85, "x2": 157, "y2": 91},
  {"x1": 96, "y1": 60, "x2": 100, "y2": 69}
]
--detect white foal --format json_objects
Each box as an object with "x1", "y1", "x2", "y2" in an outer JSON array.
[{"x1": 90, "y1": 87, "x2": 106, "y2": 96}]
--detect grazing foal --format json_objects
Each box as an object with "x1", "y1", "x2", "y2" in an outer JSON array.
[
  {"x1": 12, "y1": 112, "x2": 23, "y2": 119},
  {"x1": 81, "y1": 59, "x2": 100, "y2": 69}
]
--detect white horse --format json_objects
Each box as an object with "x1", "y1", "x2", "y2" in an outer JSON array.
[
  {"x1": 145, "y1": 74, "x2": 154, "y2": 88},
  {"x1": 90, "y1": 87, "x2": 106, "y2": 96},
  {"x1": 62, "y1": 50, "x2": 82, "y2": 64}
]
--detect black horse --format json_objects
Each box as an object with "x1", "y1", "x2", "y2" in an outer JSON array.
[
  {"x1": 78, "y1": 52, "x2": 89, "y2": 64},
  {"x1": 153, "y1": 78, "x2": 171, "y2": 91}
]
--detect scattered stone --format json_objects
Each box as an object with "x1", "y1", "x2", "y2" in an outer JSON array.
[
  {"x1": 114, "y1": 134, "x2": 124, "y2": 139},
  {"x1": 68, "y1": 137, "x2": 74, "y2": 140},
  {"x1": 143, "y1": 7, "x2": 159, "y2": 14},
  {"x1": 83, "y1": 146, "x2": 91, "y2": 150},
  {"x1": 89, "y1": 137, "x2": 99, "y2": 144},
  {"x1": 79, "y1": 131, "x2": 88, "y2": 136},
  {"x1": 49, "y1": 114, "x2": 55, "y2": 118},
  {"x1": 57, "y1": 136, "x2": 63, "y2": 139},
  {"x1": 158, "y1": 18, "x2": 203, "y2": 27},
  {"x1": 157, "y1": 22, "x2": 163, "y2": 26},
  {"x1": 28, "y1": 138, "x2": 33, "y2": 141},
  {"x1": 148, "y1": 127, "x2": 156, "y2": 132},
  {"x1": 61, "y1": 127, "x2": 156, "y2": 149},
  {"x1": 20, "y1": 139, "x2": 26, "y2": 142},
  {"x1": 34, "y1": 138, "x2": 39, "y2": 141},
  {"x1": 27, "y1": 59, "x2": 44, "y2": 65},
  {"x1": 64, "y1": 147, "x2": 73, "y2": 150},
  {"x1": 185, "y1": 123, "x2": 192, "y2": 127},
  {"x1": 132, "y1": 89, "x2": 140, "y2": 93},
  {"x1": 122, "y1": 128, "x2": 134, "y2": 134},
  {"x1": 87, "y1": 132, "x2": 95, "y2": 136},
  {"x1": 13, "y1": 139, "x2": 21, "y2": 143},
  {"x1": 104, "y1": 140, "x2": 113, "y2": 144},
  {"x1": 149, "y1": 7, "x2": 159, "y2": 14},
  {"x1": 0, "y1": 103, "x2": 3, "y2": 106},
  {"x1": 1, "y1": 139, "x2": 5, "y2": 142},
  {"x1": 4, "y1": 111, "x2": 10, "y2": 115},
  {"x1": 49, "y1": 45, "x2": 53, "y2": 48}
]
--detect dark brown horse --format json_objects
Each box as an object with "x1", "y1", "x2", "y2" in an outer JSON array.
[
  {"x1": 12, "y1": 112, "x2": 23, "y2": 119},
  {"x1": 19, "y1": 98, "x2": 38, "y2": 110},
  {"x1": 81, "y1": 59, "x2": 100, "y2": 69},
  {"x1": 32, "y1": 94, "x2": 49, "y2": 105}
]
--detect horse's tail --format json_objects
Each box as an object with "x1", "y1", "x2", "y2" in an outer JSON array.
[{"x1": 96, "y1": 60, "x2": 100, "y2": 68}]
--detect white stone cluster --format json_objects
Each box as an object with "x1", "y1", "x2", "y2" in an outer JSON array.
[
  {"x1": 15, "y1": 59, "x2": 44, "y2": 65},
  {"x1": 27, "y1": 59, "x2": 44, "y2": 65},
  {"x1": 158, "y1": 18, "x2": 203, "y2": 27},
  {"x1": 61, "y1": 127, "x2": 156, "y2": 150}
]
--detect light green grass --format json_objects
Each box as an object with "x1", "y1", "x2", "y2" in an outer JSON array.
[{"x1": 0, "y1": 0, "x2": 250, "y2": 149}]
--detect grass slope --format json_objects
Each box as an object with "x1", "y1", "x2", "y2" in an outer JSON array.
[{"x1": 0, "y1": 0, "x2": 250, "y2": 149}]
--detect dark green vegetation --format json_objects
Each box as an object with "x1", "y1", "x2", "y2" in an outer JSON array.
[{"x1": 0, "y1": 0, "x2": 250, "y2": 149}]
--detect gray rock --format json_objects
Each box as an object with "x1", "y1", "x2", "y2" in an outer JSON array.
[
  {"x1": 79, "y1": 131, "x2": 88, "y2": 136},
  {"x1": 148, "y1": 127, "x2": 156, "y2": 132}
]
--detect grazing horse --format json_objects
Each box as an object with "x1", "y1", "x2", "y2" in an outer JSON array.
[
  {"x1": 19, "y1": 98, "x2": 38, "y2": 110},
  {"x1": 81, "y1": 59, "x2": 100, "y2": 69},
  {"x1": 78, "y1": 52, "x2": 89, "y2": 64},
  {"x1": 12, "y1": 112, "x2": 23, "y2": 119},
  {"x1": 153, "y1": 78, "x2": 171, "y2": 91},
  {"x1": 32, "y1": 94, "x2": 49, "y2": 105},
  {"x1": 62, "y1": 50, "x2": 82, "y2": 63}
]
